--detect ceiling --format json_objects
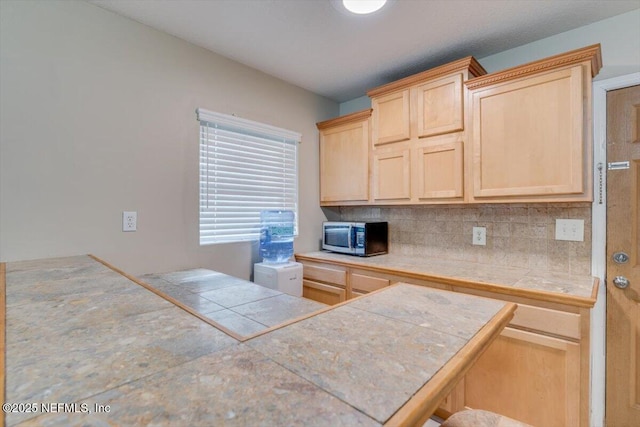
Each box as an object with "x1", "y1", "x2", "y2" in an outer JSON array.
[{"x1": 89, "y1": 0, "x2": 639, "y2": 103}]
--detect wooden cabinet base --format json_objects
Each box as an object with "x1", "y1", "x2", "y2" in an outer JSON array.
[
  {"x1": 302, "y1": 279, "x2": 346, "y2": 305},
  {"x1": 465, "y1": 328, "x2": 580, "y2": 427},
  {"x1": 296, "y1": 255, "x2": 592, "y2": 426}
]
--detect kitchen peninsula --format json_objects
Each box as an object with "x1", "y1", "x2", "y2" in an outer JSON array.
[
  {"x1": 3, "y1": 255, "x2": 514, "y2": 426},
  {"x1": 296, "y1": 251, "x2": 598, "y2": 426}
]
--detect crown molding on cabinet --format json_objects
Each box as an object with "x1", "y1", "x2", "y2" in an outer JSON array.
[
  {"x1": 366, "y1": 56, "x2": 486, "y2": 98},
  {"x1": 464, "y1": 44, "x2": 602, "y2": 90},
  {"x1": 316, "y1": 108, "x2": 372, "y2": 130}
]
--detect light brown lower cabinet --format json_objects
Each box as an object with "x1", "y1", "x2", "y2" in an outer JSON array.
[
  {"x1": 464, "y1": 328, "x2": 581, "y2": 427},
  {"x1": 350, "y1": 273, "x2": 390, "y2": 298},
  {"x1": 296, "y1": 256, "x2": 591, "y2": 427},
  {"x1": 436, "y1": 301, "x2": 585, "y2": 426},
  {"x1": 299, "y1": 261, "x2": 394, "y2": 305},
  {"x1": 301, "y1": 262, "x2": 348, "y2": 305},
  {"x1": 302, "y1": 279, "x2": 346, "y2": 305}
]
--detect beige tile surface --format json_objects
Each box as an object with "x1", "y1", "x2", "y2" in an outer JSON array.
[
  {"x1": 140, "y1": 269, "x2": 326, "y2": 338},
  {"x1": 6, "y1": 294, "x2": 236, "y2": 425},
  {"x1": 6, "y1": 269, "x2": 100, "y2": 306},
  {"x1": 299, "y1": 251, "x2": 596, "y2": 300},
  {"x1": 5, "y1": 257, "x2": 508, "y2": 426},
  {"x1": 5, "y1": 255, "x2": 114, "y2": 288},
  {"x1": 199, "y1": 283, "x2": 282, "y2": 308},
  {"x1": 6, "y1": 255, "x2": 102, "y2": 273},
  {"x1": 142, "y1": 271, "x2": 248, "y2": 293},
  {"x1": 205, "y1": 309, "x2": 269, "y2": 335},
  {"x1": 232, "y1": 293, "x2": 326, "y2": 327},
  {"x1": 247, "y1": 303, "x2": 468, "y2": 423},
  {"x1": 348, "y1": 284, "x2": 506, "y2": 340},
  {"x1": 340, "y1": 203, "x2": 592, "y2": 275},
  {"x1": 21, "y1": 345, "x2": 380, "y2": 427}
]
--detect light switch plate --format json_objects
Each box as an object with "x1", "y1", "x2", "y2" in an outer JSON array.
[{"x1": 555, "y1": 219, "x2": 584, "y2": 242}]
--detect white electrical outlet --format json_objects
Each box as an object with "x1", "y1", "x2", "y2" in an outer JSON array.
[
  {"x1": 472, "y1": 226, "x2": 486, "y2": 246},
  {"x1": 122, "y1": 211, "x2": 137, "y2": 232},
  {"x1": 555, "y1": 219, "x2": 584, "y2": 241}
]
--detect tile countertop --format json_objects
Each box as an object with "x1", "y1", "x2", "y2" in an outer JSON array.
[
  {"x1": 137, "y1": 269, "x2": 326, "y2": 338},
  {"x1": 3, "y1": 255, "x2": 515, "y2": 426},
  {"x1": 295, "y1": 251, "x2": 599, "y2": 308}
]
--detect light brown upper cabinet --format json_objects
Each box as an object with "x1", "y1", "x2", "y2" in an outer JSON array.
[
  {"x1": 373, "y1": 148, "x2": 411, "y2": 201},
  {"x1": 317, "y1": 109, "x2": 371, "y2": 205},
  {"x1": 414, "y1": 137, "x2": 464, "y2": 200},
  {"x1": 370, "y1": 61, "x2": 476, "y2": 146},
  {"x1": 416, "y1": 73, "x2": 464, "y2": 138},
  {"x1": 466, "y1": 44, "x2": 602, "y2": 202},
  {"x1": 368, "y1": 57, "x2": 486, "y2": 204},
  {"x1": 316, "y1": 45, "x2": 602, "y2": 206},
  {"x1": 371, "y1": 90, "x2": 411, "y2": 146}
]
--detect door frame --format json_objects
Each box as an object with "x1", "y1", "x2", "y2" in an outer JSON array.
[{"x1": 591, "y1": 72, "x2": 640, "y2": 427}]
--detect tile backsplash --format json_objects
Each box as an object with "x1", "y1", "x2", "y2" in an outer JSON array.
[{"x1": 337, "y1": 203, "x2": 592, "y2": 275}]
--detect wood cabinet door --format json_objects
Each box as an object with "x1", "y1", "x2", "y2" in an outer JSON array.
[
  {"x1": 471, "y1": 65, "x2": 586, "y2": 199},
  {"x1": 302, "y1": 264, "x2": 347, "y2": 287},
  {"x1": 414, "y1": 140, "x2": 463, "y2": 200},
  {"x1": 416, "y1": 73, "x2": 464, "y2": 138},
  {"x1": 350, "y1": 273, "x2": 390, "y2": 295},
  {"x1": 372, "y1": 149, "x2": 411, "y2": 201},
  {"x1": 372, "y1": 89, "x2": 411, "y2": 146},
  {"x1": 319, "y1": 119, "x2": 369, "y2": 203},
  {"x1": 436, "y1": 382, "x2": 466, "y2": 419},
  {"x1": 465, "y1": 327, "x2": 580, "y2": 427},
  {"x1": 302, "y1": 279, "x2": 346, "y2": 306}
]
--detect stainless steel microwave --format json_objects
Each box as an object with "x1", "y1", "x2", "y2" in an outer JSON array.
[{"x1": 322, "y1": 222, "x2": 388, "y2": 256}]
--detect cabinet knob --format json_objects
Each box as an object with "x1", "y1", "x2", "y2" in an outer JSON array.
[
  {"x1": 613, "y1": 276, "x2": 630, "y2": 289},
  {"x1": 613, "y1": 252, "x2": 629, "y2": 264}
]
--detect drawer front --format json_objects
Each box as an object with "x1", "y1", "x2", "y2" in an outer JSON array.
[
  {"x1": 351, "y1": 291, "x2": 367, "y2": 299},
  {"x1": 351, "y1": 273, "x2": 390, "y2": 293},
  {"x1": 303, "y1": 264, "x2": 347, "y2": 287},
  {"x1": 303, "y1": 279, "x2": 346, "y2": 306},
  {"x1": 511, "y1": 304, "x2": 581, "y2": 340}
]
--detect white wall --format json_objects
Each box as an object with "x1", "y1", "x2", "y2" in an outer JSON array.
[
  {"x1": 0, "y1": 0, "x2": 338, "y2": 277},
  {"x1": 339, "y1": 9, "x2": 640, "y2": 114}
]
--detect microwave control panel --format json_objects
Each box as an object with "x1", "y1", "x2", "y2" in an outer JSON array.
[{"x1": 353, "y1": 226, "x2": 365, "y2": 249}]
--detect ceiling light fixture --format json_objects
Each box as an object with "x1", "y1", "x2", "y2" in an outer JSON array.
[{"x1": 342, "y1": 0, "x2": 387, "y2": 15}]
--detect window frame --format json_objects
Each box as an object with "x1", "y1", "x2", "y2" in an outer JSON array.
[{"x1": 196, "y1": 108, "x2": 300, "y2": 246}]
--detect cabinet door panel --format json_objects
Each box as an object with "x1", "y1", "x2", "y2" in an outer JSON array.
[
  {"x1": 511, "y1": 303, "x2": 581, "y2": 340},
  {"x1": 351, "y1": 273, "x2": 390, "y2": 294},
  {"x1": 471, "y1": 65, "x2": 585, "y2": 198},
  {"x1": 303, "y1": 264, "x2": 347, "y2": 286},
  {"x1": 415, "y1": 141, "x2": 463, "y2": 199},
  {"x1": 416, "y1": 73, "x2": 464, "y2": 138},
  {"x1": 373, "y1": 149, "x2": 411, "y2": 201},
  {"x1": 320, "y1": 120, "x2": 369, "y2": 202},
  {"x1": 465, "y1": 327, "x2": 580, "y2": 427},
  {"x1": 302, "y1": 279, "x2": 346, "y2": 306},
  {"x1": 372, "y1": 90, "x2": 411, "y2": 146}
]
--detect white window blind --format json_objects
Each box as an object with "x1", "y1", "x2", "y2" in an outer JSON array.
[{"x1": 197, "y1": 108, "x2": 300, "y2": 245}]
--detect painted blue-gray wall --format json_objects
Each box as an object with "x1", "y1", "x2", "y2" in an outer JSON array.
[{"x1": 339, "y1": 9, "x2": 640, "y2": 115}]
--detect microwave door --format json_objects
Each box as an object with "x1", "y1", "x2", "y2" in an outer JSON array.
[{"x1": 324, "y1": 226, "x2": 352, "y2": 252}]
